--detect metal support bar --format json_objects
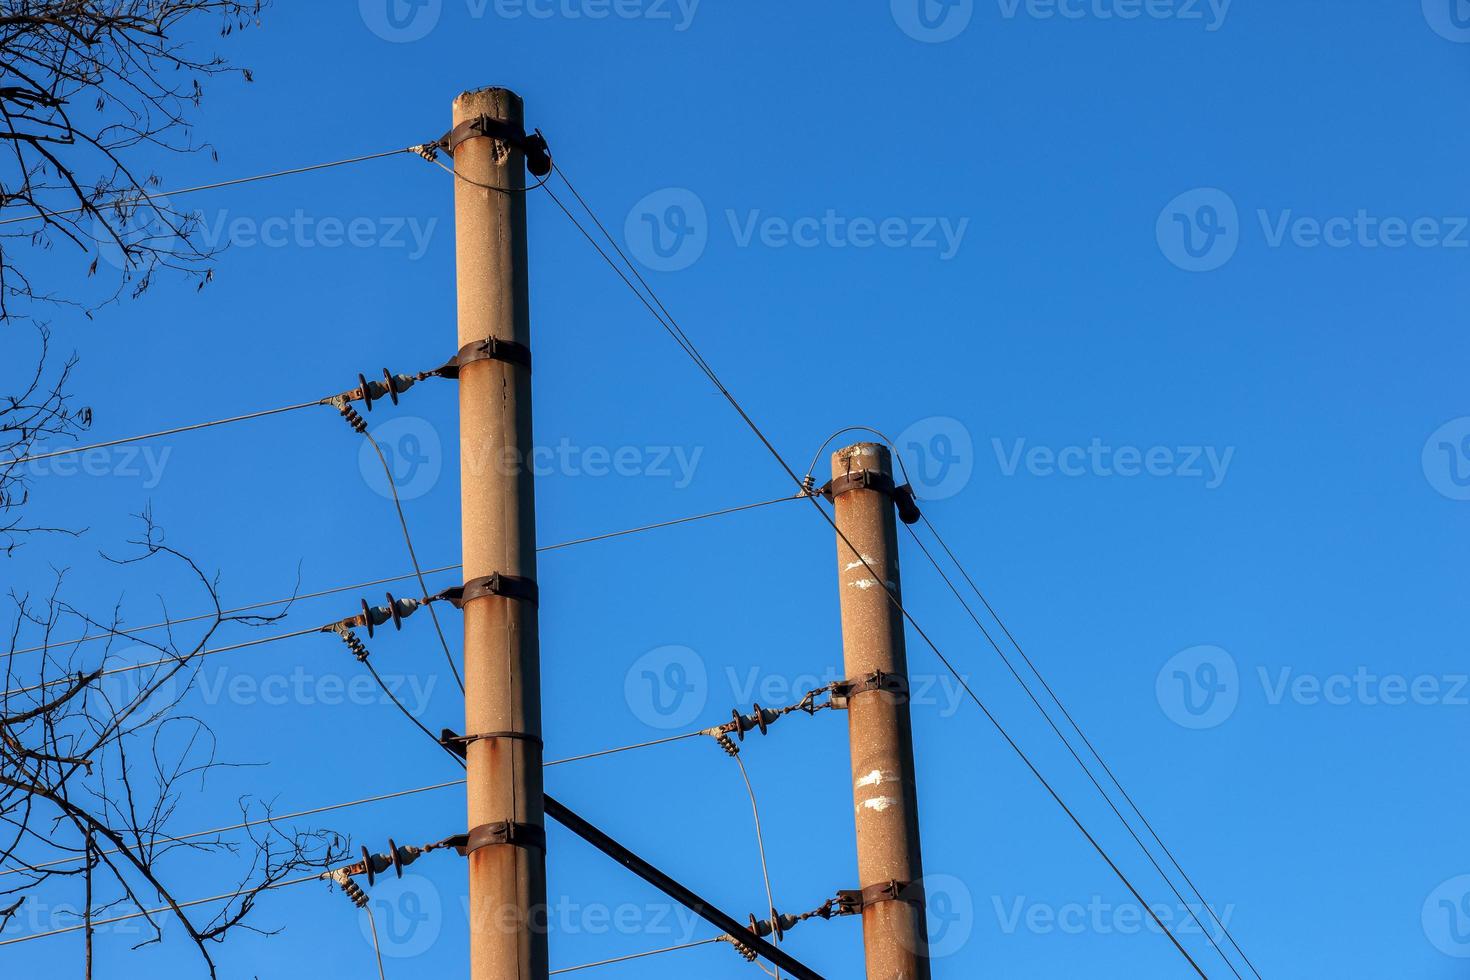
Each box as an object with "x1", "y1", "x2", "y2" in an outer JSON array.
[{"x1": 542, "y1": 794, "x2": 828, "y2": 980}]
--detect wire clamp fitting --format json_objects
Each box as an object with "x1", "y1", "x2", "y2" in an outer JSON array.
[
  {"x1": 431, "y1": 335, "x2": 533, "y2": 378},
  {"x1": 442, "y1": 820, "x2": 547, "y2": 857},
  {"x1": 328, "y1": 838, "x2": 427, "y2": 907},
  {"x1": 436, "y1": 573, "x2": 539, "y2": 608},
  {"x1": 435, "y1": 115, "x2": 552, "y2": 177},
  {"x1": 831, "y1": 670, "x2": 910, "y2": 709},
  {"x1": 836, "y1": 879, "x2": 926, "y2": 914},
  {"x1": 821, "y1": 469, "x2": 923, "y2": 525},
  {"x1": 439, "y1": 728, "x2": 544, "y2": 761}
]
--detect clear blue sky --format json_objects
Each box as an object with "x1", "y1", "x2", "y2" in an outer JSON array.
[{"x1": 5, "y1": 2, "x2": 1470, "y2": 977}]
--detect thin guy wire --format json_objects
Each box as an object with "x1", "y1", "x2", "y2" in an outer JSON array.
[
  {"x1": 5, "y1": 399, "x2": 327, "y2": 466},
  {"x1": 361, "y1": 428, "x2": 464, "y2": 694},
  {"x1": 546, "y1": 162, "x2": 1211, "y2": 979},
  {"x1": 10, "y1": 493, "x2": 796, "y2": 661},
  {"x1": 549, "y1": 938, "x2": 722, "y2": 975},
  {"x1": 1, "y1": 626, "x2": 324, "y2": 698},
  {"x1": 0, "y1": 778, "x2": 467, "y2": 878},
  {"x1": 0, "y1": 873, "x2": 322, "y2": 946},
  {"x1": 810, "y1": 424, "x2": 1259, "y2": 977},
  {"x1": 358, "y1": 655, "x2": 466, "y2": 771},
  {"x1": 0, "y1": 148, "x2": 415, "y2": 227},
  {"x1": 735, "y1": 755, "x2": 781, "y2": 980},
  {"x1": 917, "y1": 510, "x2": 1263, "y2": 979},
  {"x1": 366, "y1": 903, "x2": 389, "y2": 980}
]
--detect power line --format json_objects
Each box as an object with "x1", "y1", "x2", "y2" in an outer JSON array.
[
  {"x1": 542, "y1": 162, "x2": 1212, "y2": 979},
  {"x1": 914, "y1": 510, "x2": 1263, "y2": 979},
  {"x1": 5, "y1": 399, "x2": 327, "y2": 467},
  {"x1": 0, "y1": 873, "x2": 323, "y2": 947},
  {"x1": 360, "y1": 426, "x2": 464, "y2": 694},
  {"x1": 0, "y1": 778, "x2": 467, "y2": 879},
  {"x1": 0, "y1": 147, "x2": 417, "y2": 228},
  {"x1": 9, "y1": 495, "x2": 801, "y2": 662},
  {"x1": 549, "y1": 938, "x2": 724, "y2": 976}
]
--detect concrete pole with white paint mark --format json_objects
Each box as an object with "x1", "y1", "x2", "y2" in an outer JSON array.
[{"x1": 831, "y1": 441, "x2": 931, "y2": 980}]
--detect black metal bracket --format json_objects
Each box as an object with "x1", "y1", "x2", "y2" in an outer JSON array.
[
  {"x1": 432, "y1": 336, "x2": 533, "y2": 379},
  {"x1": 438, "y1": 115, "x2": 552, "y2": 177},
  {"x1": 831, "y1": 670, "x2": 910, "y2": 709},
  {"x1": 437, "y1": 573, "x2": 539, "y2": 608},
  {"x1": 821, "y1": 469, "x2": 922, "y2": 525},
  {"x1": 836, "y1": 879, "x2": 926, "y2": 914},
  {"x1": 443, "y1": 820, "x2": 547, "y2": 856},
  {"x1": 439, "y1": 728, "x2": 544, "y2": 761}
]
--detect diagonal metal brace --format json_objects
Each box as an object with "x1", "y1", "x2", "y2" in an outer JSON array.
[{"x1": 543, "y1": 794, "x2": 827, "y2": 980}]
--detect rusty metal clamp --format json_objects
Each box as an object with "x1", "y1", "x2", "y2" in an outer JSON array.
[
  {"x1": 431, "y1": 335, "x2": 533, "y2": 378},
  {"x1": 821, "y1": 469, "x2": 923, "y2": 525},
  {"x1": 439, "y1": 728, "x2": 543, "y2": 761},
  {"x1": 436, "y1": 573, "x2": 539, "y2": 608},
  {"x1": 443, "y1": 820, "x2": 547, "y2": 857},
  {"x1": 836, "y1": 879, "x2": 926, "y2": 914},
  {"x1": 437, "y1": 115, "x2": 552, "y2": 177},
  {"x1": 831, "y1": 670, "x2": 910, "y2": 709}
]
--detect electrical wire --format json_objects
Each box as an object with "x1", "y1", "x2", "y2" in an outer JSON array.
[
  {"x1": 5, "y1": 399, "x2": 327, "y2": 467},
  {"x1": 914, "y1": 510, "x2": 1263, "y2": 979},
  {"x1": 0, "y1": 778, "x2": 467, "y2": 878},
  {"x1": 366, "y1": 902, "x2": 389, "y2": 980},
  {"x1": 0, "y1": 873, "x2": 323, "y2": 947},
  {"x1": 1, "y1": 626, "x2": 324, "y2": 698},
  {"x1": 0, "y1": 147, "x2": 417, "y2": 228},
  {"x1": 544, "y1": 161, "x2": 1212, "y2": 979},
  {"x1": 9, "y1": 494, "x2": 800, "y2": 662},
  {"x1": 549, "y1": 938, "x2": 723, "y2": 975},
  {"x1": 360, "y1": 427, "x2": 464, "y2": 694}
]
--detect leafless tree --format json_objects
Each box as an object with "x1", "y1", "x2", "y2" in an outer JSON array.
[
  {"x1": 1, "y1": 517, "x2": 346, "y2": 977},
  {"x1": 1, "y1": 0, "x2": 265, "y2": 321}
]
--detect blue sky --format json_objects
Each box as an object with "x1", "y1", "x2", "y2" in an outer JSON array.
[{"x1": 4, "y1": 1, "x2": 1470, "y2": 977}]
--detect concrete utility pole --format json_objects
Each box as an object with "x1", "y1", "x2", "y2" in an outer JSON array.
[
  {"x1": 831, "y1": 442, "x2": 931, "y2": 980},
  {"x1": 453, "y1": 86, "x2": 548, "y2": 980}
]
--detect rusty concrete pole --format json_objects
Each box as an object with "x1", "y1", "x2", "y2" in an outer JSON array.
[
  {"x1": 454, "y1": 86, "x2": 548, "y2": 980},
  {"x1": 831, "y1": 442, "x2": 931, "y2": 980}
]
